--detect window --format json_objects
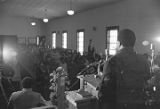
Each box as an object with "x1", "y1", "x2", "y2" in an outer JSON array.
[
  {"x1": 77, "y1": 30, "x2": 85, "y2": 55},
  {"x1": 52, "y1": 32, "x2": 56, "y2": 48},
  {"x1": 62, "y1": 31, "x2": 67, "y2": 49},
  {"x1": 106, "y1": 26, "x2": 119, "y2": 56},
  {"x1": 36, "y1": 36, "x2": 40, "y2": 45}
]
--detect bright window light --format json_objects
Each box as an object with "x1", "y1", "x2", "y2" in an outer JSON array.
[
  {"x1": 109, "y1": 44, "x2": 117, "y2": 49},
  {"x1": 3, "y1": 47, "x2": 17, "y2": 62},
  {"x1": 36, "y1": 37, "x2": 39, "y2": 45},
  {"x1": 52, "y1": 32, "x2": 56, "y2": 49},
  {"x1": 62, "y1": 32, "x2": 67, "y2": 49},
  {"x1": 67, "y1": 10, "x2": 74, "y2": 15},
  {"x1": 43, "y1": 18, "x2": 49, "y2": 23},
  {"x1": 106, "y1": 27, "x2": 119, "y2": 56},
  {"x1": 110, "y1": 30, "x2": 118, "y2": 37},
  {"x1": 156, "y1": 37, "x2": 160, "y2": 42},
  {"x1": 77, "y1": 31, "x2": 84, "y2": 55},
  {"x1": 109, "y1": 50, "x2": 116, "y2": 55},
  {"x1": 110, "y1": 30, "x2": 118, "y2": 43}
]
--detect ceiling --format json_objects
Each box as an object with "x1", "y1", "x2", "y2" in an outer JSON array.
[{"x1": 0, "y1": 0, "x2": 122, "y2": 20}]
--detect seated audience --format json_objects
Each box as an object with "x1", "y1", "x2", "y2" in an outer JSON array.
[{"x1": 8, "y1": 76, "x2": 47, "y2": 109}]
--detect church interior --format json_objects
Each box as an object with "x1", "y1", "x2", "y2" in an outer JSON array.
[{"x1": 1, "y1": 0, "x2": 160, "y2": 109}]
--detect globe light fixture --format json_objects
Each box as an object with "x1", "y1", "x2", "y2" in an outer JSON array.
[
  {"x1": 67, "y1": 0, "x2": 74, "y2": 16},
  {"x1": 67, "y1": 10, "x2": 74, "y2": 15},
  {"x1": 43, "y1": 9, "x2": 49, "y2": 23},
  {"x1": 43, "y1": 18, "x2": 49, "y2": 23},
  {"x1": 31, "y1": 22, "x2": 36, "y2": 26},
  {"x1": 142, "y1": 40, "x2": 150, "y2": 46}
]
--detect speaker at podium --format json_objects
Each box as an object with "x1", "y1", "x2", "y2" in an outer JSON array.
[
  {"x1": 66, "y1": 74, "x2": 102, "y2": 109},
  {"x1": 77, "y1": 74, "x2": 102, "y2": 98}
]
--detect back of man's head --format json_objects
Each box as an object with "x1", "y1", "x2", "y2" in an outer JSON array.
[
  {"x1": 22, "y1": 76, "x2": 33, "y2": 89},
  {"x1": 118, "y1": 29, "x2": 136, "y2": 47}
]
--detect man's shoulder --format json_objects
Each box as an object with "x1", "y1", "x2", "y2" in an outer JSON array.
[
  {"x1": 10, "y1": 91, "x2": 23, "y2": 101},
  {"x1": 107, "y1": 52, "x2": 147, "y2": 63},
  {"x1": 30, "y1": 91, "x2": 41, "y2": 96},
  {"x1": 108, "y1": 55, "x2": 121, "y2": 62},
  {"x1": 12, "y1": 90, "x2": 41, "y2": 96},
  {"x1": 105, "y1": 55, "x2": 121, "y2": 67},
  {"x1": 134, "y1": 53, "x2": 149, "y2": 63},
  {"x1": 11, "y1": 91, "x2": 23, "y2": 96},
  {"x1": 26, "y1": 91, "x2": 43, "y2": 99}
]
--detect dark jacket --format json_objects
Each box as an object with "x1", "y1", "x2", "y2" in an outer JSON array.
[
  {"x1": 99, "y1": 47, "x2": 150, "y2": 104},
  {"x1": 8, "y1": 89, "x2": 46, "y2": 109},
  {"x1": 0, "y1": 77, "x2": 15, "y2": 109}
]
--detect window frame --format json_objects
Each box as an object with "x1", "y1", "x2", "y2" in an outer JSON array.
[
  {"x1": 62, "y1": 31, "x2": 68, "y2": 49},
  {"x1": 76, "y1": 29, "x2": 85, "y2": 55},
  {"x1": 36, "y1": 36, "x2": 40, "y2": 46},
  {"x1": 52, "y1": 31, "x2": 56, "y2": 49},
  {"x1": 106, "y1": 26, "x2": 119, "y2": 56}
]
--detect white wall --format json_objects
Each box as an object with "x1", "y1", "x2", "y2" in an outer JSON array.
[
  {"x1": 46, "y1": 0, "x2": 160, "y2": 55},
  {"x1": 0, "y1": 14, "x2": 46, "y2": 39}
]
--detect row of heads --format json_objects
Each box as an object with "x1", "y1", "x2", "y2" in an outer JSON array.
[{"x1": 21, "y1": 67, "x2": 64, "y2": 89}]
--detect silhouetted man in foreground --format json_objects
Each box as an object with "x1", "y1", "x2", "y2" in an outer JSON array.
[{"x1": 98, "y1": 29, "x2": 150, "y2": 109}]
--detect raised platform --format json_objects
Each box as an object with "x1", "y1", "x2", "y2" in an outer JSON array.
[
  {"x1": 77, "y1": 74, "x2": 102, "y2": 98},
  {"x1": 66, "y1": 90, "x2": 98, "y2": 109}
]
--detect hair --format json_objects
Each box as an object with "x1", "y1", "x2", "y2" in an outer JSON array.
[
  {"x1": 118, "y1": 29, "x2": 136, "y2": 47},
  {"x1": 21, "y1": 76, "x2": 34, "y2": 88}
]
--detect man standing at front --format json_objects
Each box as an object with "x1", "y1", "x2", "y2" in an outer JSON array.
[{"x1": 98, "y1": 29, "x2": 150, "y2": 109}]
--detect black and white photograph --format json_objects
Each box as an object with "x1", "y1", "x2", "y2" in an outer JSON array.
[{"x1": 0, "y1": 0, "x2": 160, "y2": 109}]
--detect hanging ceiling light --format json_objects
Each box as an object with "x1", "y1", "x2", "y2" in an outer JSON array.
[
  {"x1": 67, "y1": 10, "x2": 74, "y2": 15},
  {"x1": 43, "y1": 9, "x2": 49, "y2": 23},
  {"x1": 31, "y1": 22, "x2": 36, "y2": 26},
  {"x1": 30, "y1": 16, "x2": 36, "y2": 26},
  {"x1": 43, "y1": 18, "x2": 48, "y2": 23},
  {"x1": 67, "y1": 0, "x2": 74, "y2": 15}
]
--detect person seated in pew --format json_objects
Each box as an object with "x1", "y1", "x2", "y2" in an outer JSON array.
[{"x1": 8, "y1": 76, "x2": 47, "y2": 109}]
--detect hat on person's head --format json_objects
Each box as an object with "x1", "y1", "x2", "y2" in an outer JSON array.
[
  {"x1": 118, "y1": 29, "x2": 136, "y2": 47},
  {"x1": 22, "y1": 76, "x2": 34, "y2": 88}
]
